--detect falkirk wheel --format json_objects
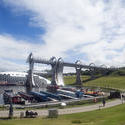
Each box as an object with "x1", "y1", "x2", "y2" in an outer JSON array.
[
  {"x1": 49, "y1": 56, "x2": 64, "y2": 86},
  {"x1": 26, "y1": 53, "x2": 117, "y2": 92}
]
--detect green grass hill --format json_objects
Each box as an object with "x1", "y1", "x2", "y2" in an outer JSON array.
[{"x1": 64, "y1": 69, "x2": 125, "y2": 90}]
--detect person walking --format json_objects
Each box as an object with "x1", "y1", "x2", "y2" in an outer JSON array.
[
  {"x1": 121, "y1": 94, "x2": 124, "y2": 104},
  {"x1": 102, "y1": 98, "x2": 106, "y2": 107}
]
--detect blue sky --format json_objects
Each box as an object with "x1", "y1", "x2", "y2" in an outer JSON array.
[
  {"x1": 0, "y1": 0, "x2": 125, "y2": 72},
  {"x1": 0, "y1": 3, "x2": 45, "y2": 43}
]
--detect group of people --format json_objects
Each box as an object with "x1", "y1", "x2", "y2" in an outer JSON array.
[{"x1": 25, "y1": 110, "x2": 38, "y2": 118}]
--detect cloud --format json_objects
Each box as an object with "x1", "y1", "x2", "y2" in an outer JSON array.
[
  {"x1": 0, "y1": 34, "x2": 33, "y2": 60},
  {"x1": 0, "y1": 58, "x2": 28, "y2": 71},
  {"x1": 0, "y1": 34, "x2": 68, "y2": 71},
  {"x1": 1, "y1": 0, "x2": 125, "y2": 71},
  {"x1": 2, "y1": 0, "x2": 104, "y2": 54}
]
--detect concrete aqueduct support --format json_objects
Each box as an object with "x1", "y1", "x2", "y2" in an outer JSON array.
[
  {"x1": 89, "y1": 63, "x2": 96, "y2": 80},
  {"x1": 75, "y1": 60, "x2": 82, "y2": 86},
  {"x1": 100, "y1": 64, "x2": 108, "y2": 76}
]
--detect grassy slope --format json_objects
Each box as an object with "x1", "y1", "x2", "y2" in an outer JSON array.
[
  {"x1": 63, "y1": 74, "x2": 125, "y2": 90},
  {"x1": 83, "y1": 76, "x2": 125, "y2": 90},
  {"x1": 64, "y1": 75, "x2": 90, "y2": 85},
  {"x1": 83, "y1": 69, "x2": 125, "y2": 90},
  {"x1": 48, "y1": 75, "x2": 90, "y2": 85},
  {"x1": 1, "y1": 104, "x2": 125, "y2": 125}
]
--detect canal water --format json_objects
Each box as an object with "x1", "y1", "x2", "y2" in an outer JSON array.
[{"x1": 0, "y1": 86, "x2": 46, "y2": 105}]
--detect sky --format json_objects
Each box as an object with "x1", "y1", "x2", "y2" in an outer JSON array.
[{"x1": 0, "y1": 0, "x2": 125, "y2": 72}]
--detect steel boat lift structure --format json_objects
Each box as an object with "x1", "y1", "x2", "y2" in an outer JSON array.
[{"x1": 26, "y1": 53, "x2": 117, "y2": 92}]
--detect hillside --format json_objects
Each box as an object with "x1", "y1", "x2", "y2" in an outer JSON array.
[
  {"x1": 63, "y1": 69, "x2": 125, "y2": 90},
  {"x1": 83, "y1": 76, "x2": 125, "y2": 90}
]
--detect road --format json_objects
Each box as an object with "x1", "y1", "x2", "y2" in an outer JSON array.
[{"x1": 0, "y1": 99, "x2": 122, "y2": 117}]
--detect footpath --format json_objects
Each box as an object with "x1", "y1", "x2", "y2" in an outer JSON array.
[{"x1": 0, "y1": 99, "x2": 122, "y2": 117}]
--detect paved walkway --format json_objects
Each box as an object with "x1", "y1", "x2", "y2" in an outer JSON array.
[{"x1": 0, "y1": 99, "x2": 122, "y2": 117}]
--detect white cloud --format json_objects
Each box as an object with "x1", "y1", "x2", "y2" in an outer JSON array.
[
  {"x1": 2, "y1": 0, "x2": 104, "y2": 54},
  {"x1": 1, "y1": 0, "x2": 125, "y2": 71},
  {"x1": 0, "y1": 34, "x2": 32, "y2": 60},
  {"x1": 0, "y1": 58, "x2": 28, "y2": 71},
  {"x1": 0, "y1": 34, "x2": 71, "y2": 71}
]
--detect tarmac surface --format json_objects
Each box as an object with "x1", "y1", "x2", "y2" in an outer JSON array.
[{"x1": 0, "y1": 99, "x2": 122, "y2": 117}]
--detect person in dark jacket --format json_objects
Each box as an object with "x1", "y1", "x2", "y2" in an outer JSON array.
[{"x1": 102, "y1": 98, "x2": 106, "y2": 107}]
